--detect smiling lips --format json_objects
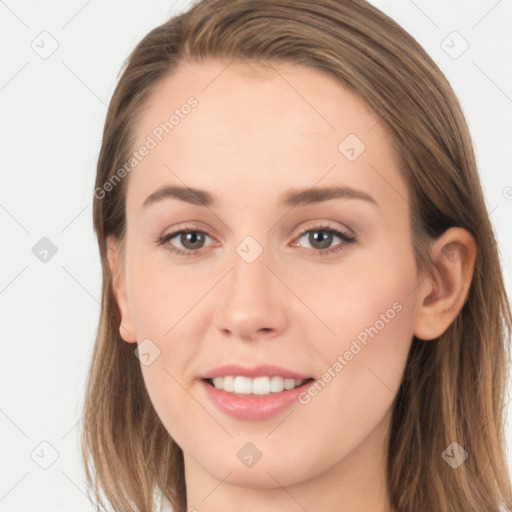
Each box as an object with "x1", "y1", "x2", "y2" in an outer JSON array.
[{"x1": 198, "y1": 364, "x2": 316, "y2": 420}]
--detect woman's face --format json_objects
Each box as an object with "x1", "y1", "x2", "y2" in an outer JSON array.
[{"x1": 109, "y1": 59, "x2": 424, "y2": 499}]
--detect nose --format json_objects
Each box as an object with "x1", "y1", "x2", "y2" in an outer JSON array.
[{"x1": 213, "y1": 245, "x2": 288, "y2": 342}]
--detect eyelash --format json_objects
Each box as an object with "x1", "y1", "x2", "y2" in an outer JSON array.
[{"x1": 155, "y1": 223, "x2": 356, "y2": 258}]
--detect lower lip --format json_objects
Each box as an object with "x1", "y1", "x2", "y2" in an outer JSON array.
[{"x1": 199, "y1": 379, "x2": 313, "y2": 421}]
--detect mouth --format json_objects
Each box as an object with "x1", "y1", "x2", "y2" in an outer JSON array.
[
  {"x1": 199, "y1": 366, "x2": 317, "y2": 420},
  {"x1": 202, "y1": 376, "x2": 315, "y2": 396}
]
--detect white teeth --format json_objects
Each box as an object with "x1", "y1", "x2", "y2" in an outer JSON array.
[
  {"x1": 252, "y1": 376, "x2": 270, "y2": 395},
  {"x1": 234, "y1": 376, "x2": 252, "y2": 394},
  {"x1": 209, "y1": 376, "x2": 307, "y2": 395},
  {"x1": 223, "y1": 375, "x2": 235, "y2": 392},
  {"x1": 270, "y1": 376, "x2": 284, "y2": 393},
  {"x1": 284, "y1": 378, "x2": 296, "y2": 390}
]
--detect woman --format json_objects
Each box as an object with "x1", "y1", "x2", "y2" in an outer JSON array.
[{"x1": 81, "y1": 0, "x2": 512, "y2": 510}]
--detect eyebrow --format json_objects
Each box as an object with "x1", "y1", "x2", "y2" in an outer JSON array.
[{"x1": 142, "y1": 184, "x2": 378, "y2": 209}]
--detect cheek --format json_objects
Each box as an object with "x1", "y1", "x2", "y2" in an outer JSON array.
[
  {"x1": 305, "y1": 249, "x2": 417, "y2": 427},
  {"x1": 125, "y1": 246, "x2": 209, "y2": 338},
  {"x1": 315, "y1": 240, "x2": 416, "y2": 340},
  {"x1": 308, "y1": 241, "x2": 416, "y2": 378},
  {"x1": 293, "y1": 292, "x2": 415, "y2": 475},
  {"x1": 125, "y1": 247, "x2": 207, "y2": 414}
]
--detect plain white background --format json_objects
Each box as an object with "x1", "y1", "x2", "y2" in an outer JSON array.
[{"x1": 1, "y1": 1, "x2": 511, "y2": 510}]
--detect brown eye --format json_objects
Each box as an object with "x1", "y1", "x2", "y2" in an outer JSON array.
[
  {"x1": 156, "y1": 229, "x2": 213, "y2": 256},
  {"x1": 294, "y1": 225, "x2": 356, "y2": 256},
  {"x1": 176, "y1": 231, "x2": 206, "y2": 250},
  {"x1": 305, "y1": 230, "x2": 335, "y2": 250}
]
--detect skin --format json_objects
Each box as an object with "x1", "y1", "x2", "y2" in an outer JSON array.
[{"x1": 107, "y1": 59, "x2": 476, "y2": 511}]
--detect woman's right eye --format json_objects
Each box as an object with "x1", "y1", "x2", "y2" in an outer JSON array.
[{"x1": 156, "y1": 229, "x2": 214, "y2": 257}]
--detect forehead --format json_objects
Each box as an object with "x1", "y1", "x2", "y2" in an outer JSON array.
[
  {"x1": 137, "y1": 59, "x2": 382, "y2": 143},
  {"x1": 126, "y1": 59, "x2": 407, "y2": 215}
]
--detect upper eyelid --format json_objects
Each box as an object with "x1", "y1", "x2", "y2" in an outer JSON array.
[
  {"x1": 295, "y1": 221, "x2": 355, "y2": 238},
  {"x1": 164, "y1": 219, "x2": 353, "y2": 236},
  {"x1": 163, "y1": 223, "x2": 352, "y2": 240}
]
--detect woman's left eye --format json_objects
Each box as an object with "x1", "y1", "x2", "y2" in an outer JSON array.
[
  {"x1": 293, "y1": 225, "x2": 356, "y2": 255},
  {"x1": 155, "y1": 224, "x2": 356, "y2": 257}
]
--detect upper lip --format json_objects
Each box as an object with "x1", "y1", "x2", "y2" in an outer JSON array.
[{"x1": 199, "y1": 364, "x2": 314, "y2": 381}]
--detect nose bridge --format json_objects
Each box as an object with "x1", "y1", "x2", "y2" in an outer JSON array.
[
  {"x1": 213, "y1": 236, "x2": 286, "y2": 339},
  {"x1": 232, "y1": 238, "x2": 269, "y2": 292}
]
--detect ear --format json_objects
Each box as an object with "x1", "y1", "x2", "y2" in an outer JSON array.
[
  {"x1": 413, "y1": 227, "x2": 477, "y2": 341},
  {"x1": 106, "y1": 236, "x2": 137, "y2": 343}
]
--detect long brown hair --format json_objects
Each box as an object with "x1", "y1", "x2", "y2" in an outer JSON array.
[{"x1": 82, "y1": 1, "x2": 512, "y2": 510}]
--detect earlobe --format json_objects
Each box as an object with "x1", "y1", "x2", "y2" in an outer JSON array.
[
  {"x1": 413, "y1": 228, "x2": 477, "y2": 341},
  {"x1": 106, "y1": 236, "x2": 137, "y2": 343}
]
